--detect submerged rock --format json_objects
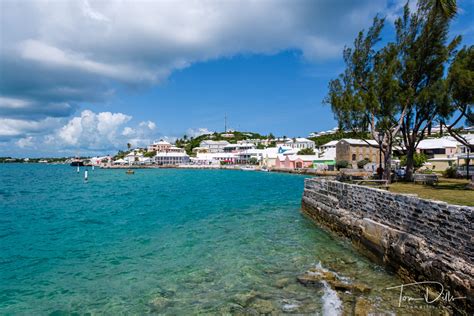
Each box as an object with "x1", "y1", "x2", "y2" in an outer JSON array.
[
  {"x1": 354, "y1": 297, "x2": 371, "y2": 315},
  {"x1": 297, "y1": 266, "x2": 371, "y2": 294},
  {"x1": 274, "y1": 277, "x2": 291, "y2": 288},
  {"x1": 148, "y1": 296, "x2": 170, "y2": 311},
  {"x1": 233, "y1": 291, "x2": 258, "y2": 307},
  {"x1": 251, "y1": 299, "x2": 277, "y2": 314}
]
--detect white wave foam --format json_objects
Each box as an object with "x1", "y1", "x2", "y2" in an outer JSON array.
[{"x1": 321, "y1": 280, "x2": 342, "y2": 316}]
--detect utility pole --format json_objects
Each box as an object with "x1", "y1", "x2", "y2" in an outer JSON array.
[{"x1": 224, "y1": 114, "x2": 227, "y2": 133}]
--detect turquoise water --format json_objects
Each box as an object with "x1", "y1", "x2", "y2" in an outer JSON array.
[{"x1": 1, "y1": 164, "x2": 416, "y2": 314}]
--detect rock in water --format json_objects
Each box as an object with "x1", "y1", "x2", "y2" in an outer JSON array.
[
  {"x1": 149, "y1": 296, "x2": 170, "y2": 311},
  {"x1": 274, "y1": 278, "x2": 290, "y2": 288},
  {"x1": 251, "y1": 299, "x2": 276, "y2": 314}
]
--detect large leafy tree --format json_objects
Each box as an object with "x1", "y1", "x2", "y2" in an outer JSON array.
[
  {"x1": 326, "y1": 16, "x2": 405, "y2": 181},
  {"x1": 396, "y1": 0, "x2": 460, "y2": 179},
  {"x1": 326, "y1": 0, "x2": 461, "y2": 181},
  {"x1": 441, "y1": 46, "x2": 474, "y2": 150}
]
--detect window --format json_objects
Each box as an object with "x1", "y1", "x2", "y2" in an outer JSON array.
[{"x1": 352, "y1": 154, "x2": 356, "y2": 161}]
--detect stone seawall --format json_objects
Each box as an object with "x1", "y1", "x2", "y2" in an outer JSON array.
[{"x1": 301, "y1": 178, "x2": 473, "y2": 313}]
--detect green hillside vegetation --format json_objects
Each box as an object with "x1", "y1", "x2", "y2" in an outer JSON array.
[
  {"x1": 175, "y1": 131, "x2": 269, "y2": 155},
  {"x1": 309, "y1": 131, "x2": 371, "y2": 147}
]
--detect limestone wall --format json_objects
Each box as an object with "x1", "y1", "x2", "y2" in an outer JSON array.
[{"x1": 301, "y1": 178, "x2": 473, "y2": 313}]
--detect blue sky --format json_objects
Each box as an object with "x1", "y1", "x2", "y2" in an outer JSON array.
[
  {"x1": 106, "y1": 51, "x2": 342, "y2": 137},
  {"x1": 0, "y1": 0, "x2": 473, "y2": 157}
]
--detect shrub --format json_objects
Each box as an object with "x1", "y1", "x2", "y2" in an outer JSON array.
[
  {"x1": 400, "y1": 153, "x2": 427, "y2": 169},
  {"x1": 443, "y1": 166, "x2": 457, "y2": 178},
  {"x1": 144, "y1": 151, "x2": 156, "y2": 158},
  {"x1": 336, "y1": 160, "x2": 349, "y2": 170},
  {"x1": 297, "y1": 148, "x2": 315, "y2": 155},
  {"x1": 357, "y1": 158, "x2": 371, "y2": 169},
  {"x1": 248, "y1": 157, "x2": 258, "y2": 165}
]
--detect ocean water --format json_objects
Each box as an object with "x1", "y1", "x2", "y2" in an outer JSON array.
[{"x1": 0, "y1": 164, "x2": 426, "y2": 314}]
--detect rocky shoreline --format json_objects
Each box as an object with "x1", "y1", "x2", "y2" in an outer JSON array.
[{"x1": 301, "y1": 178, "x2": 474, "y2": 314}]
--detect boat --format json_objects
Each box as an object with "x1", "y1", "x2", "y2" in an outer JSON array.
[
  {"x1": 126, "y1": 169, "x2": 135, "y2": 174},
  {"x1": 261, "y1": 168, "x2": 269, "y2": 172},
  {"x1": 241, "y1": 166, "x2": 256, "y2": 171},
  {"x1": 70, "y1": 159, "x2": 84, "y2": 167}
]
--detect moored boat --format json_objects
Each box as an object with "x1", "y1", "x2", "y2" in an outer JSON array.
[{"x1": 70, "y1": 159, "x2": 84, "y2": 167}]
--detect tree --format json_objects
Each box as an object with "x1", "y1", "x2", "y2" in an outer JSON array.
[
  {"x1": 144, "y1": 151, "x2": 156, "y2": 158},
  {"x1": 326, "y1": 0, "x2": 461, "y2": 181},
  {"x1": 127, "y1": 143, "x2": 132, "y2": 150},
  {"x1": 326, "y1": 16, "x2": 402, "y2": 182},
  {"x1": 433, "y1": 0, "x2": 457, "y2": 19},
  {"x1": 396, "y1": 0, "x2": 460, "y2": 180},
  {"x1": 400, "y1": 153, "x2": 427, "y2": 169},
  {"x1": 441, "y1": 46, "x2": 473, "y2": 152},
  {"x1": 297, "y1": 148, "x2": 315, "y2": 155}
]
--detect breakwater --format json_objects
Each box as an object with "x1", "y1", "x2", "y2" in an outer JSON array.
[{"x1": 301, "y1": 178, "x2": 473, "y2": 313}]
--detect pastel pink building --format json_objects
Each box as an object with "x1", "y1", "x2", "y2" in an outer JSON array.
[{"x1": 275, "y1": 155, "x2": 319, "y2": 169}]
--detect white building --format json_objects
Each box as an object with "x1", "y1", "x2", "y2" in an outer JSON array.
[
  {"x1": 195, "y1": 152, "x2": 238, "y2": 164},
  {"x1": 223, "y1": 143, "x2": 256, "y2": 153},
  {"x1": 318, "y1": 140, "x2": 338, "y2": 160},
  {"x1": 199, "y1": 140, "x2": 230, "y2": 153},
  {"x1": 276, "y1": 138, "x2": 315, "y2": 150},
  {"x1": 154, "y1": 152, "x2": 190, "y2": 165}
]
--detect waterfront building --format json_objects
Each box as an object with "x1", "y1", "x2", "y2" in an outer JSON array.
[
  {"x1": 195, "y1": 152, "x2": 237, "y2": 164},
  {"x1": 223, "y1": 143, "x2": 256, "y2": 153},
  {"x1": 335, "y1": 139, "x2": 381, "y2": 169},
  {"x1": 124, "y1": 150, "x2": 144, "y2": 164},
  {"x1": 199, "y1": 140, "x2": 230, "y2": 153},
  {"x1": 154, "y1": 152, "x2": 190, "y2": 165},
  {"x1": 275, "y1": 154, "x2": 319, "y2": 169},
  {"x1": 237, "y1": 148, "x2": 265, "y2": 164}
]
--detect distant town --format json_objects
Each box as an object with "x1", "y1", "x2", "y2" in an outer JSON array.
[{"x1": 2, "y1": 126, "x2": 472, "y2": 178}]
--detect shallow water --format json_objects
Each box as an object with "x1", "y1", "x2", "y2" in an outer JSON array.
[{"x1": 0, "y1": 164, "x2": 437, "y2": 314}]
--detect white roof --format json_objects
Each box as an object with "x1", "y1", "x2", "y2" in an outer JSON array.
[
  {"x1": 114, "y1": 158, "x2": 126, "y2": 163},
  {"x1": 284, "y1": 137, "x2": 315, "y2": 143},
  {"x1": 200, "y1": 140, "x2": 230, "y2": 145},
  {"x1": 223, "y1": 143, "x2": 256, "y2": 148},
  {"x1": 340, "y1": 138, "x2": 378, "y2": 146},
  {"x1": 418, "y1": 138, "x2": 458, "y2": 149},
  {"x1": 321, "y1": 140, "x2": 339, "y2": 147},
  {"x1": 126, "y1": 151, "x2": 143, "y2": 157},
  {"x1": 319, "y1": 147, "x2": 336, "y2": 160},
  {"x1": 153, "y1": 139, "x2": 171, "y2": 145}
]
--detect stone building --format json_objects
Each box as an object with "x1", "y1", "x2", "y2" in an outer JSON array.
[{"x1": 335, "y1": 139, "x2": 382, "y2": 168}]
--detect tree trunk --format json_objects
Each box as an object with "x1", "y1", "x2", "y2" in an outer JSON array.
[
  {"x1": 405, "y1": 147, "x2": 415, "y2": 181},
  {"x1": 383, "y1": 145, "x2": 393, "y2": 183}
]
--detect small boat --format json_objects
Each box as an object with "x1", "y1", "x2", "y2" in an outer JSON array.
[
  {"x1": 261, "y1": 168, "x2": 269, "y2": 172},
  {"x1": 126, "y1": 169, "x2": 135, "y2": 174},
  {"x1": 70, "y1": 159, "x2": 84, "y2": 167},
  {"x1": 241, "y1": 166, "x2": 256, "y2": 171}
]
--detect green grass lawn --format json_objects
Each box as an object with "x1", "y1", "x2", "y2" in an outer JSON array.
[{"x1": 388, "y1": 178, "x2": 474, "y2": 206}]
